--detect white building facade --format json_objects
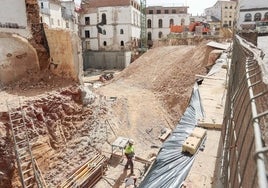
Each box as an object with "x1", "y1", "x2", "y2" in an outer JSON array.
[
  {"x1": 38, "y1": 0, "x2": 78, "y2": 33},
  {"x1": 0, "y1": 0, "x2": 31, "y2": 37},
  {"x1": 146, "y1": 6, "x2": 190, "y2": 44},
  {"x1": 80, "y1": 0, "x2": 141, "y2": 51},
  {"x1": 237, "y1": 0, "x2": 268, "y2": 30},
  {"x1": 205, "y1": 0, "x2": 237, "y2": 28}
]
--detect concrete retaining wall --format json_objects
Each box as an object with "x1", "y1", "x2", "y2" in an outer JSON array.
[{"x1": 83, "y1": 51, "x2": 131, "y2": 70}]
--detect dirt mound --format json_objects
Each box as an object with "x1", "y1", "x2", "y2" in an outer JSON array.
[{"x1": 107, "y1": 42, "x2": 212, "y2": 121}]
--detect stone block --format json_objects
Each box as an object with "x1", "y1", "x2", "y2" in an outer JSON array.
[
  {"x1": 190, "y1": 127, "x2": 206, "y2": 139},
  {"x1": 182, "y1": 136, "x2": 201, "y2": 155}
]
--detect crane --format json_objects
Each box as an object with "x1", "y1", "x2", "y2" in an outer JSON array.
[{"x1": 140, "y1": 0, "x2": 147, "y2": 52}]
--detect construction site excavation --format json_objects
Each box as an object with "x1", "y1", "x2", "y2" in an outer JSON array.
[
  {"x1": 1, "y1": 0, "x2": 268, "y2": 188},
  {"x1": 1, "y1": 39, "x2": 229, "y2": 187}
]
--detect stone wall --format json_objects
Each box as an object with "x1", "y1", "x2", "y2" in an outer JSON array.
[
  {"x1": 0, "y1": 33, "x2": 39, "y2": 84},
  {"x1": 26, "y1": 0, "x2": 50, "y2": 70}
]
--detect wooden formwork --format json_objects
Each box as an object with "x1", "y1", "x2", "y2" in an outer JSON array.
[{"x1": 59, "y1": 154, "x2": 107, "y2": 188}]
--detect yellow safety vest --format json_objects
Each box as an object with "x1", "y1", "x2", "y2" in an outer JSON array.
[{"x1": 125, "y1": 145, "x2": 134, "y2": 155}]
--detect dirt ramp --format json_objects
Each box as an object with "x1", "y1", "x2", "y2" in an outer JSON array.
[{"x1": 109, "y1": 42, "x2": 213, "y2": 121}]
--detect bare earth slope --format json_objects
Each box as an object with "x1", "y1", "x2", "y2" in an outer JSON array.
[{"x1": 98, "y1": 44, "x2": 211, "y2": 124}]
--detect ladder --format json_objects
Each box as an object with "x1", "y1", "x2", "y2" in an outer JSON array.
[{"x1": 7, "y1": 99, "x2": 45, "y2": 188}]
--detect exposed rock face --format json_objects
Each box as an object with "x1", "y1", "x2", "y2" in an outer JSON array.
[{"x1": 0, "y1": 85, "x2": 110, "y2": 187}]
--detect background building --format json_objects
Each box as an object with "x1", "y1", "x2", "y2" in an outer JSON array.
[
  {"x1": 205, "y1": 0, "x2": 237, "y2": 28},
  {"x1": 146, "y1": 6, "x2": 190, "y2": 46},
  {"x1": 80, "y1": 0, "x2": 141, "y2": 51},
  {"x1": 237, "y1": 0, "x2": 268, "y2": 30},
  {"x1": 0, "y1": 0, "x2": 30, "y2": 37},
  {"x1": 80, "y1": 0, "x2": 142, "y2": 69},
  {"x1": 38, "y1": 0, "x2": 78, "y2": 32}
]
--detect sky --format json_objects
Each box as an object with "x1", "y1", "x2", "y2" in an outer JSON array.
[
  {"x1": 74, "y1": 0, "x2": 218, "y2": 16},
  {"x1": 146, "y1": 0, "x2": 218, "y2": 15}
]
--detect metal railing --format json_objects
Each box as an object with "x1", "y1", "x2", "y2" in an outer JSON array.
[{"x1": 221, "y1": 35, "x2": 268, "y2": 188}]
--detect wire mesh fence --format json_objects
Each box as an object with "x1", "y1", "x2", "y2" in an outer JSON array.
[{"x1": 222, "y1": 35, "x2": 268, "y2": 188}]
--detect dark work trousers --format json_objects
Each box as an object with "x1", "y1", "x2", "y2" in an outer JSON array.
[{"x1": 125, "y1": 155, "x2": 134, "y2": 173}]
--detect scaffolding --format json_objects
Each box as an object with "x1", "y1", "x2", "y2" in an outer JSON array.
[{"x1": 140, "y1": 0, "x2": 147, "y2": 52}]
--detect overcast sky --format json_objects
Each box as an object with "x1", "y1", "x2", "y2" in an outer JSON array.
[{"x1": 75, "y1": 0, "x2": 218, "y2": 15}]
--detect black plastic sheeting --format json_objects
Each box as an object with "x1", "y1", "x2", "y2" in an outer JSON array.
[{"x1": 139, "y1": 83, "x2": 204, "y2": 188}]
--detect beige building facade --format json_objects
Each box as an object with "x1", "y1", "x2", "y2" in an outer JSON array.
[{"x1": 205, "y1": 0, "x2": 237, "y2": 28}]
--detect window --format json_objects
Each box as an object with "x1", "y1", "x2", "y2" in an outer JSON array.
[
  {"x1": 86, "y1": 41, "x2": 90, "y2": 49},
  {"x1": 265, "y1": 12, "x2": 268, "y2": 20},
  {"x1": 230, "y1": 6, "x2": 232, "y2": 9},
  {"x1": 157, "y1": 10, "x2": 161, "y2": 14},
  {"x1": 158, "y1": 31, "x2": 162, "y2": 39},
  {"x1": 158, "y1": 19, "x2": 163, "y2": 28},
  {"x1": 169, "y1": 19, "x2": 174, "y2": 27},
  {"x1": 102, "y1": 13, "x2": 107, "y2": 24},
  {"x1": 147, "y1": 19, "x2": 151, "y2": 28},
  {"x1": 229, "y1": 21, "x2": 232, "y2": 27},
  {"x1": 149, "y1": 10, "x2": 153, "y2": 14},
  {"x1": 244, "y1": 13, "x2": 252, "y2": 22},
  {"x1": 66, "y1": 22, "x2": 69, "y2": 28},
  {"x1": 148, "y1": 32, "x2": 152, "y2": 40},
  {"x1": 164, "y1": 10, "x2": 169, "y2": 14},
  {"x1": 41, "y1": 2, "x2": 44, "y2": 9},
  {"x1": 181, "y1": 18, "x2": 185, "y2": 25},
  {"x1": 120, "y1": 29, "x2": 124, "y2": 34},
  {"x1": 85, "y1": 30, "x2": 90, "y2": 38},
  {"x1": 254, "y1": 13, "x2": 262, "y2": 21},
  {"x1": 103, "y1": 29, "x2": 106, "y2": 35},
  {"x1": 120, "y1": 41, "x2": 124, "y2": 46},
  {"x1": 85, "y1": 17, "x2": 90, "y2": 25},
  {"x1": 172, "y1": 9, "x2": 176, "y2": 14},
  {"x1": 103, "y1": 41, "x2": 107, "y2": 46}
]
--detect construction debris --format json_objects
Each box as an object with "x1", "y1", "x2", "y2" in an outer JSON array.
[{"x1": 59, "y1": 153, "x2": 107, "y2": 188}]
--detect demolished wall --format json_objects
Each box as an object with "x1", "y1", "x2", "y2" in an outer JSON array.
[
  {"x1": 25, "y1": 0, "x2": 50, "y2": 70},
  {"x1": 44, "y1": 29, "x2": 83, "y2": 82}
]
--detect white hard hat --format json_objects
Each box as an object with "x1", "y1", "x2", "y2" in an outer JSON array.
[{"x1": 129, "y1": 139, "x2": 134, "y2": 144}]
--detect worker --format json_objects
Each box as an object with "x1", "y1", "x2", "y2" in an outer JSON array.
[{"x1": 124, "y1": 139, "x2": 135, "y2": 174}]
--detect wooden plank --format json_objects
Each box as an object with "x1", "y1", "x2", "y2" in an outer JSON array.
[{"x1": 159, "y1": 128, "x2": 171, "y2": 142}]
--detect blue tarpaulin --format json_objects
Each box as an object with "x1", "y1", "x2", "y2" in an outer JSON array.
[{"x1": 139, "y1": 83, "x2": 204, "y2": 188}]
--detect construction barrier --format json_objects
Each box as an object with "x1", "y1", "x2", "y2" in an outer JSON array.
[{"x1": 221, "y1": 35, "x2": 268, "y2": 188}]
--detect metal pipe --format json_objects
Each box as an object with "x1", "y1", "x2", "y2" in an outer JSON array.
[{"x1": 245, "y1": 58, "x2": 268, "y2": 188}]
